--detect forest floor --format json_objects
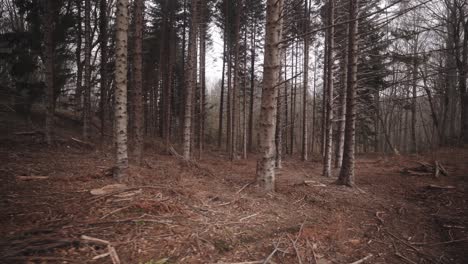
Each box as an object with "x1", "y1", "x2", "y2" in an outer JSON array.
[{"x1": 0, "y1": 110, "x2": 467, "y2": 264}]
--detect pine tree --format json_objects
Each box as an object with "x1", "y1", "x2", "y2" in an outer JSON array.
[
  {"x1": 257, "y1": 0, "x2": 284, "y2": 192},
  {"x1": 132, "y1": 0, "x2": 144, "y2": 164},
  {"x1": 113, "y1": 0, "x2": 130, "y2": 180}
]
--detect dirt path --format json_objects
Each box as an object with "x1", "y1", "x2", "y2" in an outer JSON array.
[{"x1": 0, "y1": 116, "x2": 467, "y2": 263}]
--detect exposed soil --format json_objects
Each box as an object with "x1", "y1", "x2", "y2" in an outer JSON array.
[{"x1": 0, "y1": 111, "x2": 467, "y2": 264}]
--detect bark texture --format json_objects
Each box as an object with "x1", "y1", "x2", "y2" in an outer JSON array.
[
  {"x1": 257, "y1": 0, "x2": 284, "y2": 192},
  {"x1": 132, "y1": 0, "x2": 144, "y2": 164},
  {"x1": 183, "y1": 0, "x2": 199, "y2": 160},
  {"x1": 337, "y1": 0, "x2": 359, "y2": 187},
  {"x1": 113, "y1": 0, "x2": 129, "y2": 180}
]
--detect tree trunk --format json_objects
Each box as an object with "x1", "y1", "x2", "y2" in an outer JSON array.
[
  {"x1": 410, "y1": 42, "x2": 418, "y2": 153},
  {"x1": 301, "y1": 0, "x2": 309, "y2": 161},
  {"x1": 199, "y1": 0, "x2": 206, "y2": 159},
  {"x1": 248, "y1": 21, "x2": 257, "y2": 152},
  {"x1": 113, "y1": 0, "x2": 130, "y2": 180},
  {"x1": 183, "y1": 0, "x2": 199, "y2": 160},
  {"x1": 132, "y1": 0, "x2": 144, "y2": 164},
  {"x1": 335, "y1": 26, "x2": 348, "y2": 168},
  {"x1": 218, "y1": 27, "x2": 227, "y2": 148},
  {"x1": 459, "y1": 12, "x2": 468, "y2": 144},
  {"x1": 75, "y1": 0, "x2": 83, "y2": 115},
  {"x1": 99, "y1": 0, "x2": 109, "y2": 139},
  {"x1": 322, "y1": 0, "x2": 335, "y2": 177},
  {"x1": 257, "y1": 0, "x2": 283, "y2": 192},
  {"x1": 231, "y1": 2, "x2": 242, "y2": 160},
  {"x1": 43, "y1": 0, "x2": 55, "y2": 145},
  {"x1": 83, "y1": 0, "x2": 92, "y2": 139},
  {"x1": 337, "y1": 0, "x2": 359, "y2": 187}
]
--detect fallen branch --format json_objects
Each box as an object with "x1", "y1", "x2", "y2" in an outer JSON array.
[
  {"x1": 80, "y1": 235, "x2": 110, "y2": 245},
  {"x1": 426, "y1": 184, "x2": 456, "y2": 190},
  {"x1": 70, "y1": 137, "x2": 94, "y2": 148},
  {"x1": 262, "y1": 246, "x2": 279, "y2": 264},
  {"x1": 16, "y1": 176, "x2": 49, "y2": 181},
  {"x1": 411, "y1": 237, "x2": 468, "y2": 246},
  {"x1": 348, "y1": 254, "x2": 373, "y2": 264}
]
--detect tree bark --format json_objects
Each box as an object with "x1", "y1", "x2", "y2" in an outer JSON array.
[
  {"x1": 301, "y1": 0, "x2": 309, "y2": 161},
  {"x1": 183, "y1": 0, "x2": 199, "y2": 160},
  {"x1": 113, "y1": 0, "x2": 129, "y2": 180},
  {"x1": 99, "y1": 0, "x2": 109, "y2": 139},
  {"x1": 83, "y1": 0, "x2": 92, "y2": 139},
  {"x1": 132, "y1": 0, "x2": 144, "y2": 164},
  {"x1": 337, "y1": 0, "x2": 359, "y2": 187},
  {"x1": 335, "y1": 24, "x2": 348, "y2": 168},
  {"x1": 257, "y1": 0, "x2": 284, "y2": 192},
  {"x1": 322, "y1": 0, "x2": 335, "y2": 177},
  {"x1": 43, "y1": 0, "x2": 55, "y2": 145},
  {"x1": 248, "y1": 21, "x2": 257, "y2": 152}
]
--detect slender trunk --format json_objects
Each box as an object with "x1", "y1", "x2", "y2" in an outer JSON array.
[
  {"x1": 132, "y1": 0, "x2": 144, "y2": 164},
  {"x1": 199, "y1": 0, "x2": 206, "y2": 159},
  {"x1": 275, "y1": 73, "x2": 283, "y2": 169},
  {"x1": 43, "y1": 0, "x2": 55, "y2": 144},
  {"x1": 323, "y1": 0, "x2": 334, "y2": 177},
  {"x1": 410, "y1": 43, "x2": 418, "y2": 153},
  {"x1": 231, "y1": 2, "x2": 242, "y2": 160},
  {"x1": 311, "y1": 55, "x2": 317, "y2": 154},
  {"x1": 248, "y1": 21, "x2": 257, "y2": 152},
  {"x1": 83, "y1": 0, "x2": 91, "y2": 139},
  {"x1": 183, "y1": 0, "x2": 199, "y2": 160},
  {"x1": 243, "y1": 27, "x2": 248, "y2": 159},
  {"x1": 337, "y1": 0, "x2": 359, "y2": 187},
  {"x1": 257, "y1": 0, "x2": 284, "y2": 192},
  {"x1": 301, "y1": 0, "x2": 309, "y2": 161},
  {"x1": 113, "y1": 0, "x2": 129, "y2": 180},
  {"x1": 75, "y1": 0, "x2": 83, "y2": 114},
  {"x1": 218, "y1": 28, "x2": 227, "y2": 147},
  {"x1": 335, "y1": 19, "x2": 348, "y2": 167},
  {"x1": 99, "y1": 0, "x2": 108, "y2": 139}
]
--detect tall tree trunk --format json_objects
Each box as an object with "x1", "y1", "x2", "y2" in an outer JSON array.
[
  {"x1": 199, "y1": 0, "x2": 206, "y2": 159},
  {"x1": 243, "y1": 27, "x2": 248, "y2": 159},
  {"x1": 83, "y1": 0, "x2": 92, "y2": 139},
  {"x1": 231, "y1": 2, "x2": 242, "y2": 160},
  {"x1": 132, "y1": 0, "x2": 144, "y2": 164},
  {"x1": 183, "y1": 0, "x2": 199, "y2": 160},
  {"x1": 113, "y1": 0, "x2": 130, "y2": 180},
  {"x1": 75, "y1": 0, "x2": 83, "y2": 115},
  {"x1": 335, "y1": 27, "x2": 348, "y2": 168},
  {"x1": 410, "y1": 41, "x2": 418, "y2": 153},
  {"x1": 99, "y1": 0, "x2": 109, "y2": 139},
  {"x1": 257, "y1": 0, "x2": 284, "y2": 192},
  {"x1": 459, "y1": 12, "x2": 468, "y2": 144},
  {"x1": 322, "y1": 0, "x2": 335, "y2": 177},
  {"x1": 337, "y1": 0, "x2": 359, "y2": 187},
  {"x1": 248, "y1": 21, "x2": 257, "y2": 152},
  {"x1": 275, "y1": 74, "x2": 283, "y2": 169},
  {"x1": 301, "y1": 0, "x2": 309, "y2": 161},
  {"x1": 311, "y1": 54, "x2": 318, "y2": 154},
  {"x1": 218, "y1": 28, "x2": 227, "y2": 148},
  {"x1": 43, "y1": 0, "x2": 55, "y2": 145}
]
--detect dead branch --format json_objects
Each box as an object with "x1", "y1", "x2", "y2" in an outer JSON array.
[
  {"x1": 80, "y1": 235, "x2": 110, "y2": 245},
  {"x1": 348, "y1": 254, "x2": 373, "y2": 264},
  {"x1": 70, "y1": 137, "x2": 94, "y2": 148},
  {"x1": 16, "y1": 176, "x2": 49, "y2": 181}
]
